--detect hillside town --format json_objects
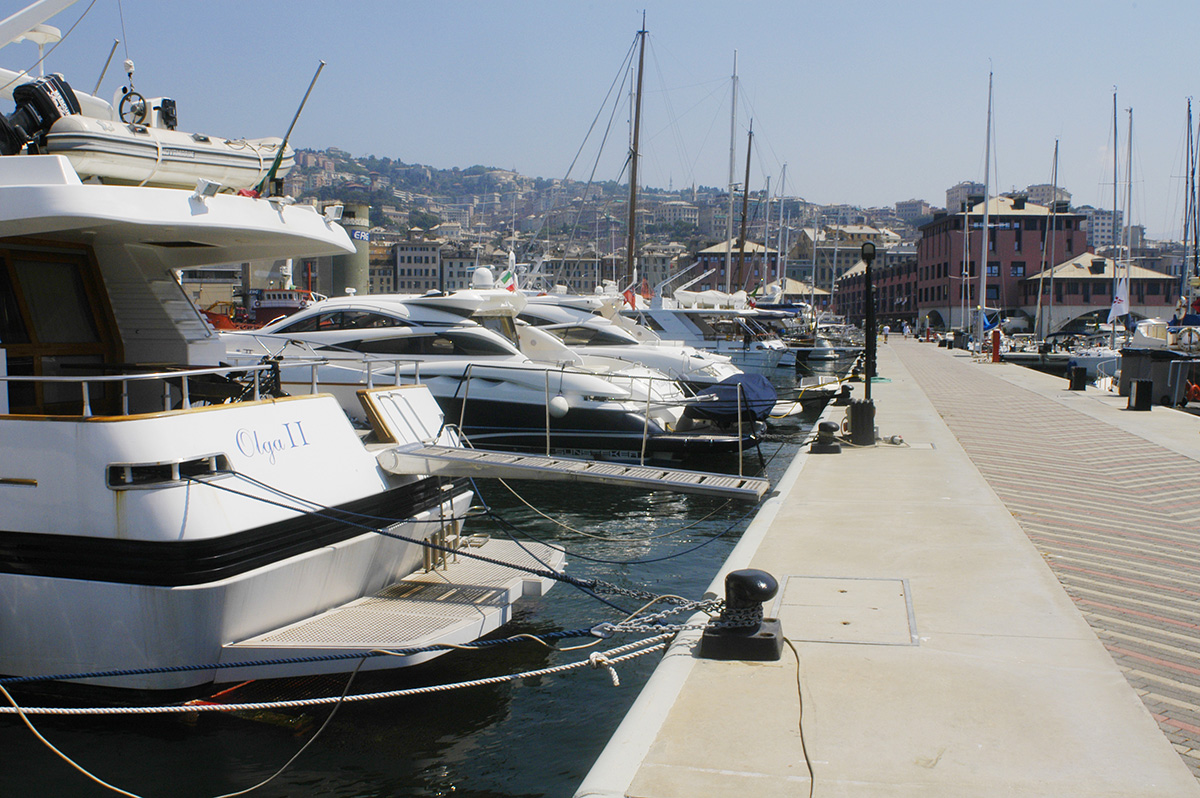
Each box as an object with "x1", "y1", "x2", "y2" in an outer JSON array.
[{"x1": 180, "y1": 146, "x2": 1187, "y2": 335}]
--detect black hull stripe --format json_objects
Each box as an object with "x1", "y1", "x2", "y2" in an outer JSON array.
[{"x1": 0, "y1": 477, "x2": 471, "y2": 587}]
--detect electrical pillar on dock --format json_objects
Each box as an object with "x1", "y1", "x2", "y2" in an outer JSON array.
[{"x1": 847, "y1": 242, "x2": 877, "y2": 446}]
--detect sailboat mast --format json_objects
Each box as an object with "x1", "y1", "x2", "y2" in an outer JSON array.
[
  {"x1": 1124, "y1": 106, "x2": 1133, "y2": 341},
  {"x1": 1046, "y1": 141, "x2": 1059, "y2": 338},
  {"x1": 736, "y1": 122, "x2": 753, "y2": 293},
  {"x1": 1111, "y1": 89, "x2": 1119, "y2": 351},
  {"x1": 624, "y1": 18, "x2": 646, "y2": 289},
  {"x1": 977, "y1": 72, "x2": 993, "y2": 347},
  {"x1": 1183, "y1": 100, "x2": 1194, "y2": 308},
  {"x1": 1193, "y1": 107, "x2": 1200, "y2": 308},
  {"x1": 775, "y1": 163, "x2": 787, "y2": 289},
  {"x1": 725, "y1": 51, "x2": 738, "y2": 294},
  {"x1": 761, "y1": 174, "x2": 771, "y2": 295},
  {"x1": 1036, "y1": 140, "x2": 1059, "y2": 340}
]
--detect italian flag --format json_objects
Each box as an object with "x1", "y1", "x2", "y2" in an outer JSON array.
[{"x1": 499, "y1": 269, "x2": 516, "y2": 291}]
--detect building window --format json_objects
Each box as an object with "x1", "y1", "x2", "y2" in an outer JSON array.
[
  {"x1": 986, "y1": 262, "x2": 999, "y2": 276},
  {"x1": 1011, "y1": 263, "x2": 1025, "y2": 277}
]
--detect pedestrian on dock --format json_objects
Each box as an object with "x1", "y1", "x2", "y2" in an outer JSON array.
[{"x1": 882, "y1": 324, "x2": 890, "y2": 343}]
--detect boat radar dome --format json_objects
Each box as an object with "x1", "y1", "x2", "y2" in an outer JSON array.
[{"x1": 472, "y1": 267, "x2": 495, "y2": 289}]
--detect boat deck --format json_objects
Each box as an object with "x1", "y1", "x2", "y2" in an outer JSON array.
[
  {"x1": 577, "y1": 338, "x2": 1200, "y2": 797},
  {"x1": 220, "y1": 539, "x2": 565, "y2": 680}
]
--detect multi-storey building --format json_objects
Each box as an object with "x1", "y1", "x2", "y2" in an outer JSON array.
[
  {"x1": 790, "y1": 225, "x2": 900, "y2": 290},
  {"x1": 945, "y1": 181, "x2": 985, "y2": 214},
  {"x1": 1020, "y1": 254, "x2": 1177, "y2": 326},
  {"x1": 653, "y1": 200, "x2": 700, "y2": 227},
  {"x1": 392, "y1": 239, "x2": 442, "y2": 293},
  {"x1": 914, "y1": 195, "x2": 1087, "y2": 329},
  {"x1": 1024, "y1": 183, "x2": 1071, "y2": 208},
  {"x1": 895, "y1": 199, "x2": 933, "y2": 224},
  {"x1": 692, "y1": 238, "x2": 780, "y2": 293},
  {"x1": 1075, "y1": 205, "x2": 1124, "y2": 251}
]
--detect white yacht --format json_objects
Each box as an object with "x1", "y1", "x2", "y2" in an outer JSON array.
[
  {"x1": 516, "y1": 292, "x2": 806, "y2": 420},
  {"x1": 621, "y1": 292, "x2": 790, "y2": 375},
  {"x1": 224, "y1": 290, "x2": 766, "y2": 462},
  {"x1": 0, "y1": 4, "x2": 769, "y2": 692}
]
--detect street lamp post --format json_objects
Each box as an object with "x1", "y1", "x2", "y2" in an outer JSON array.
[{"x1": 862, "y1": 242, "x2": 876, "y2": 402}]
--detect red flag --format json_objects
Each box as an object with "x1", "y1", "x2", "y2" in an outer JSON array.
[
  {"x1": 638, "y1": 278, "x2": 652, "y2": 299},
  {"x1": 623, "y1": 288, "x2": 636, "y2": 308}
]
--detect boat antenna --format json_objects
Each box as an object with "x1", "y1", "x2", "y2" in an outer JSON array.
[
  {"x1": 256, "y1": 60, "x2": 325, "y2": 197},
  {"x1": 91, "y1": 38, "x2": 118, "y2": 94}
]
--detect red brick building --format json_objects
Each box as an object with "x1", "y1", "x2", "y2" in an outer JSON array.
[{"x1": 915, "y1": 196, "x2": 1087, "y2": 329}]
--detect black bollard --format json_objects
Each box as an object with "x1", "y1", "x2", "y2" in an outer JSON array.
[
  {"x1": 698, "y1": 569, "x2": 784, "y2": 661},
  {"x1": 847, "y1": 398, "x2": 876, "y2": 446},
  {"x1": 810, "y1": 420, "x2": 842, "y2": 454}
]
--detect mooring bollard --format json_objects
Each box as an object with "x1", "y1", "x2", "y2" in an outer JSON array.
[
  {"x1": 698, "y1": 569, "x2": 784, "y2": 661},
  {"x1": 810, "y1": 420, "x2": 841, "y2": 454}
]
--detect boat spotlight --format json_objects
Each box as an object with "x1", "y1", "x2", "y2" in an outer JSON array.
[
  {"x1": 0, "y1": 74, "x2": 81, "y2": 156},
  {"x1": 192, "y1": 178, "x2": 221, "y2": 200}
]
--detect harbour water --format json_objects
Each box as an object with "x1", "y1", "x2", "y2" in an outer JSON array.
[{"x1": 0, "y1": 362, "x2": 849, "y2": 798}]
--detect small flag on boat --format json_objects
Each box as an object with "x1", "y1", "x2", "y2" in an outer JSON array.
[
  {"x1": 1108, "y1": 276, "x2": 1129, "y2": 322},
  {"x1": 623, "y1": 288, "x2": 637, "y2": 308},
  {"x1": 499, "y1": 268, "x2": 517, "y2": 292},
  {"x1": 638, "y1": 277, "x2": 652, "y2": 299}
]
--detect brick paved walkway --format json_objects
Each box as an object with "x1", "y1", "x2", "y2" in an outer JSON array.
[{"x1": 895, "y1": 341, "x2": 1200, "y2": 778}]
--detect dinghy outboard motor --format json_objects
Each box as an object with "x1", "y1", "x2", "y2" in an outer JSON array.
[{"x1": 0, "y1": 74, "x2": 81, "y2": 156}]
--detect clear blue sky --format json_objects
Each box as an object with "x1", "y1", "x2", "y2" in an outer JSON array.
[{"x1": 8, "y1": 0, "x2": 1200, "y2": 239}]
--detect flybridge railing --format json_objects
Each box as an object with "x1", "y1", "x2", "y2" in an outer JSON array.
[
  {"x1": 322, "y1": 355, "x2": 751, "y2": 471},
  {"x1": 0, "y1": 362, "x2": 292, "y2": 417}
]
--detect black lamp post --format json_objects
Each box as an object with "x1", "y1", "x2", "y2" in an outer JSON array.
[{"x1": 862, "y1": 242, "x2": 876, "y2": 402}]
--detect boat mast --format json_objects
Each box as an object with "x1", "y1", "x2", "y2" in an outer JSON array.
[
  {"x1": 761, "y1": 175, "x2": 771, "y2": 296},
  {"x1": 736, "y1": 121, "x2": 753, "y2": 294},
  {"x1": 1123, "y1": 106, "x2": 1133, "y2": 343},
  {"x1": 1182, "y1": 100, "x2": 1193, "y2": 311},
  {"x1": 776, "y1": 163, "x2": 787, "y2": 292},
  {"x1": 1036, "y1": 140, "x2": 1059, "y2": 339},
  {"x1": 1192, "y1": 106, "x2": 1200, "y2": 312},
  {"x1": 1111, "y1": 88, "x2": 1118, "y2": 350},
  {"x1": 725, "y1": 51, "x2": 738, "y2": 294},
  {"x1": 977, "y1": 72, "x2": 993, "y2": 347},
  {"x1": 623, "y1": 16, "x2": 646, "y2": 290}
]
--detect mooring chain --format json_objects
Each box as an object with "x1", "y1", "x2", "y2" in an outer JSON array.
[{"x1": 588, "y1": 584, "x2": 765, "y2": 637}]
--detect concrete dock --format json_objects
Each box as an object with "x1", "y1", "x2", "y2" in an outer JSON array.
[{"x1": 576, "y1": 338, "x2": 1200, "y2": 797}]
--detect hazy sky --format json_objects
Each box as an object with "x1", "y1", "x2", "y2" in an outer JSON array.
[{"x1": 7, "y1": 0, "x2": 1200, "y2": 239}]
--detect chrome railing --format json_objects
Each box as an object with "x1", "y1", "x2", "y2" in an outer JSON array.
[{"x1": 0, "y1": 362, "x2": 286, "y2": 417}]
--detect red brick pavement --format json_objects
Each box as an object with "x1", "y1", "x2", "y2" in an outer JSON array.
[{"x1": 895, "y1": 341, "x2": 1200, "y2": 777}]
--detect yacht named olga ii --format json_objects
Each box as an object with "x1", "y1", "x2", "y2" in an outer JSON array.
[{"x1": 0, "y1": 1, "x2": 767, "y2": 692}]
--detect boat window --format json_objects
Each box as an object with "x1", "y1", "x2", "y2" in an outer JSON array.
[
  {"x1": 341, "y1": 311, "x2": 406, "y2": 329},
  {"x1": 558, "y1": 326, "x2": 634, "y2": 346},
  {"x1": 351, "y1": 332, "x2": 516, "y2": 357},
  {"x1": 0, "y1": 262, "x2": 30, "y2": 344},
  {"x1": 13, "y1": 258, "x2": 100, "y2": 343},
  {"x1": 476, "y1": 316, "x2": 520, "y2": 346},
  {"x1": 275, "y1": 312, "x2": 338, "y2": 333},
  {"x1": 518, "y1": 312, "x2": 554, "y2": 327}
]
